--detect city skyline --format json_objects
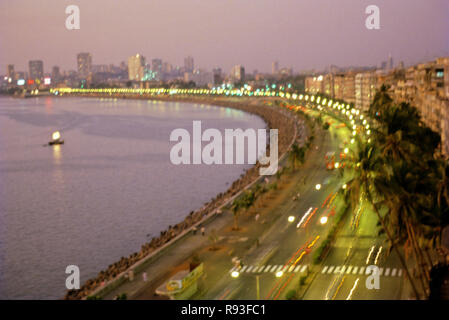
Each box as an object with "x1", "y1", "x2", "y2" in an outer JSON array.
[
  {"x1": 2, "y1": 51, "x2": 413, "y2": 78},
  {"x1": 1, "y1": 0, "x2": 448, "y2": 74}
]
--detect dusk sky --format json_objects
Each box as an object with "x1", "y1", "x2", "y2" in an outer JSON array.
[{"x1": 1, "y1": 0, "x2": 448, "y2": 74}]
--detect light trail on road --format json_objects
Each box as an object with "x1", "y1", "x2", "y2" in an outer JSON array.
[
  {"x1": 331, "y1": 275, "x2": 347, "y2": 300},
  {"x1": 366, "y1": 245, "x2": 375, "y2": 264},
  {"x1": 302, "y1": 207, "x2": 318, "y2": 227},
  {"x1": 374, "y1": 246, "x2": 383, "y2": 265},
  {"x1": 296, "y1": 207, "x2": 313, "y2": 228},
  {"x1": 346, "y1": 278, "x2": 360, "y2": 300},
  {"x1": 266, "y1": 236, "x2": 320, "y2": 300}
]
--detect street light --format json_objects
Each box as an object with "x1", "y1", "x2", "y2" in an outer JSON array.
[
  {"x1": 315, "y1": 184, "x2": 321, "y2": 190},
  {"x1": 344, "y1": 148, "x2": 349, "y2": 154},
  {"x1": 334, "y1": 162, "x2": 340, "y2": 169},
  {"x1": 288, "y1": 216, "x2": 295, "y2": 223},
  {"x1": 342, "y1": 183, "x2": 347, "y2": 190},
  {"x1": 320, "y1": 216, "x2": 328, "y2": 224},
  {"x1": 276, "y1": 271, "x2": 284, "y2": 278},
  {"x1": 231, "y1": 271, "x2": 240, "y2": 278}
]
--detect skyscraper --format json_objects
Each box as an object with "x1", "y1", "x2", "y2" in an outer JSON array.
[
  {"x1": 29, "y1": 60, "x2": 44, "y2": 80},
  {"x1": 230, "y1": 65, "x2": 245, "y2": 84},
  {"x1": 388, "y1": 54, "x2": 394, "y2": 70},
  {"x1": 7, "y1": 65, "x2": 14, "y2": 79},
  {"x1": 162, "y1": 62, "x2": 173, "y2": 74},
  {"x1": 52, "y1": 66, "x2": 60, "y2": 82},
  {"x1": 272, "y1": 61, "x2": 279, "y2": 74},
  {"x1": 151, "y1": 59, "x2": 163, "y2": 74},
  {"x1": 128, "y1": 54, "x2": 145, "y2": 81},
  {"x1": 213, "y1": 68, "x2": 223, "y2": 85},
  {"x1": 77, "y1": 53, "x2": 92, "y2": 78},
  {"x1": 184, "y1": 56, "x2": 194, "y2": 73}
]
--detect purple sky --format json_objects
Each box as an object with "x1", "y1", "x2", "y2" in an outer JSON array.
[{"x1": 1, "y1": 0, "x2": 448, "y2": 74}]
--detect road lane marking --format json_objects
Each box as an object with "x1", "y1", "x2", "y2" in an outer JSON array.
[
  {"x1": 327, "y1": 266, "x2": 335, "y2": 274},
  {"x1": 252, "y1": 266, "x2": 260, "y2": 272},
  {"x1": 300, "y1": 265, "x2": 307, "y2": 273},
  {"x1": 240, "y1": 266, "x2": 248, "y2": 272},
  {"x1": 246, "y1": 266, "x2": 254, "y2": 273},
  {"x1": 270, "y1": 265, "x2": 279, "y2": 272},
  {"x1": 346, "y1": 266, "x2": 353, "y2": 274},
  {"x1": 352, "y1": 267, "x2": 358, "y2": 274},
  {"x1": 264, "y1": 265, "x2": 272, "y2": 272},
  {"x1": 379, "y1": 268, "x2": 384, "y2": 276},
  {"x1": 385, "y1": 268, "x2": 390, "y2": 276},
  {"x1": 359, "y1": 267, "x2": 365, "y2": 275},
  {"x1": 229, "y1": 266, "x2": 237, "y2": 273},
  {"x1": 398, "y1": 269, "x2": 403, "y2": 277},
  {"x1": 334, "y1": 266, "x2": 341, "y2": 274},
  {"x1": 391, "y1": 268, "x2": 397, "y2": 277},
  {"x1": 340, "y1": 266, "x2": 346, "y2": 274},
  {"x1": 276, "y1": 265, "x2": 283, "y2": 272},
  {"x1": 322, "y1": 266, "x2": 329, "y2": 274},
  {"x1": 288, "y1": 265, "x2": 295, "y2": 272},
  {"x1": 294, "y1": 265, "x2": 301, "y2": 273}
]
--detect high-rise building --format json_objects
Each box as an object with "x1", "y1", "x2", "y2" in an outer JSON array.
[
  {"x1": 184, "y1": 69, "x2": 213, "y2": 87},
  {"x1": 52, "y1": 66, "x2": 60, "y2": 82},
  {"x1": 162, "y1": 62, "x2": 173, "y2": 74},
  {"x1": 29, "y1": 60, "x2": 44, "y2": 80},
  {"x1": 213, "y1": 68, "x2": 223, "y2": 85},
  {"x1": 7, "y1": 65, "x2": 14, "y2": 79},
  {"x1": 184, "y1": 56, "x2": 194, "y2": 73},
  {"x1": 120, "y1": 61, "x2": 127, "y2": 72},
  {"x1": 151, "y1": 59, "x2": 163, "y2": 78},
  {"x1": 230, "y1": 65, "x2": 245, "y2": 84},
  {"x1": 388, "y1": 54, "x2": 394, "y2": 70},
  {"x1": 343, "y1": 73, "x2": 356, "y2": 104},
  {"x1": 272, "y1": 61, "x2": 279, "y2": 74},
  {"x1": 355, "y1": 72, "x2": 377, "y2": 112},
  {"x1": 128, "y1": 54, "x2": 145, "y2": 81},
  {"x1": 77, "y1": 53, "x2": 92, "y2": 78}
]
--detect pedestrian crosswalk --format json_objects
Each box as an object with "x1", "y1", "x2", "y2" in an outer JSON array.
[
  {"x1": 229, "y1": 264, "x2": 309, "y2": 274},
  {"x1": 320, "y1": 265, "x2": 403, "y2": 278},
  {"x1": 229, "y1": 264, "x2": 404, "y2": 278}
]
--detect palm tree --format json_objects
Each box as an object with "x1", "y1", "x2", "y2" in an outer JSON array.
[
  {"x1": 368, "y1": 85, "x2": 393, "y2": 120},
  {"x1": 376, "y1": 130, "x2": 413, "y2": 164},
  {"x1": 436, "y1": 159, "x2": 449, "y2": 209},
  {"x1": 344, "y1": 144, "x2": 421, "y2": 299},
  {"x1": 347, "y1": 88, "x2": 449, "y2": 299},
  {"x1": 375, "y1": 163, "x2": 433, "y2": 295}
]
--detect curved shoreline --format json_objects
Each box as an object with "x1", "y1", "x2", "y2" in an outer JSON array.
[{"x1": 62, "y1": 94, "x2": 299, "y2": 300}]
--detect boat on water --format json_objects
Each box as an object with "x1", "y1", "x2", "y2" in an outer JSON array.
[{"x1": 48, "y1": 131, "x2": 64, "y2": 145}]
